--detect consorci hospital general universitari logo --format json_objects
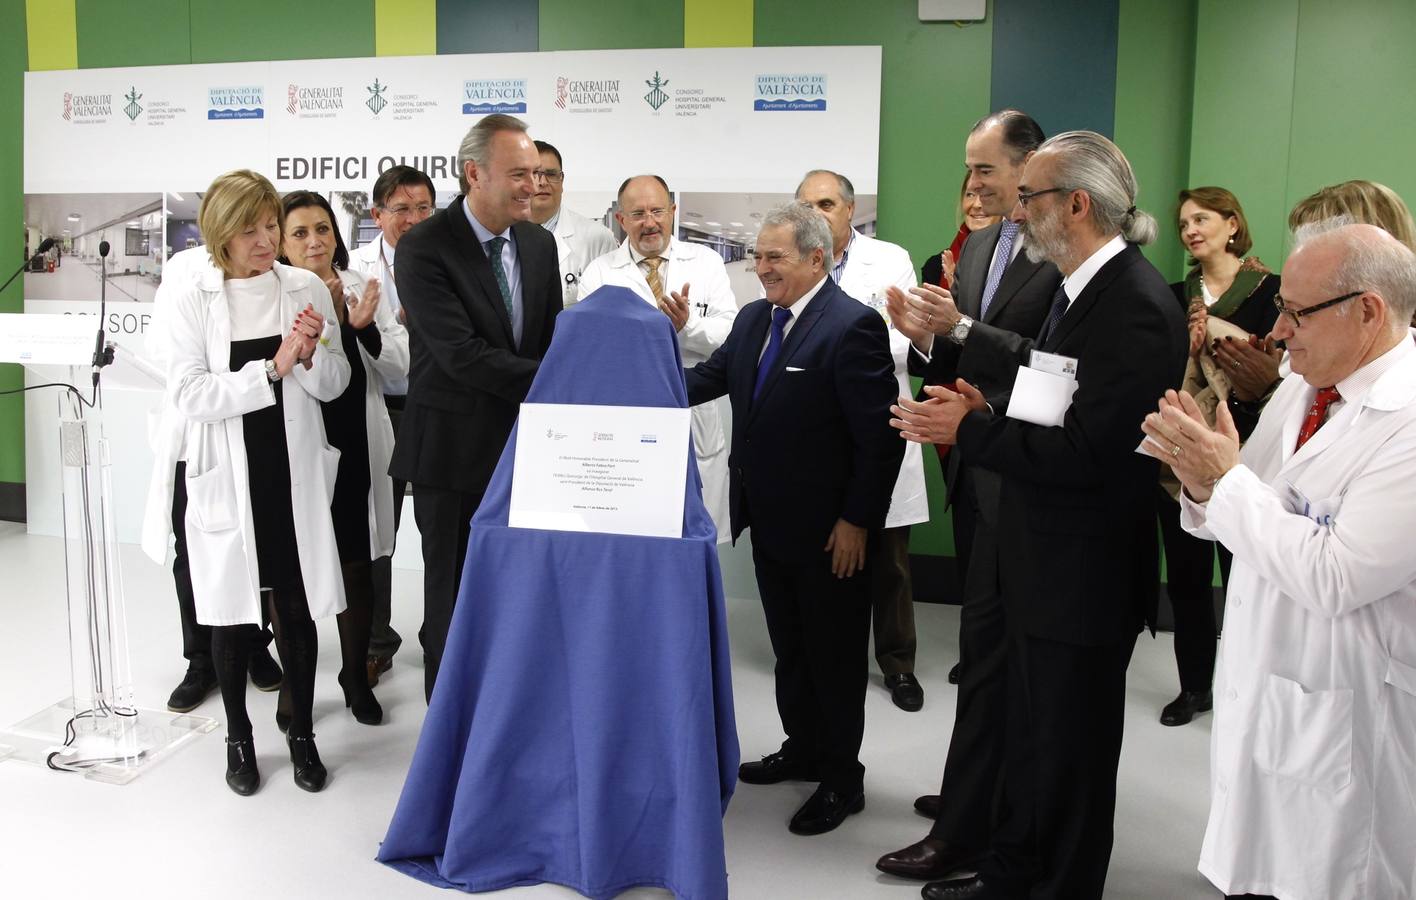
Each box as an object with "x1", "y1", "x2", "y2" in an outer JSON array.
[
  {"x1": 463, "y1": 78, "x2": 528, "y2": 115},
  {"x1": 208, "y1": 85, "x2": 264, "y2": 120},
  {"x1": 753, "y1": 74, "x2": 827, "y2": 112}
]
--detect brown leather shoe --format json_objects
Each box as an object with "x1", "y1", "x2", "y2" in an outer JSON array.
[
  {"x1": 366, "y1": 655, "x2": 392, "y2": 688},
  {"x1": 876, "y1": 836, "x2": 981, "y2": 880},
  {"x1": 914, "y1": 793, "x2": 942, "y2": 819}
]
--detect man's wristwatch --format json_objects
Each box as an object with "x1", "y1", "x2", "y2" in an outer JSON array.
[
  {"x1": 264, "y1": 359, "x2": 282, "y2": 382},
  {"x1": 947, "y1": 315, "x2": 974, "y2": 345}
]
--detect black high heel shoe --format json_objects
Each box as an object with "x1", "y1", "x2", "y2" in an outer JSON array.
[
  {"x1": 287, "y1": 734, "x2": 328, "y2": 793},
  {"x1": 224, "y1": 736, "x2": 260, "y2": 796},
  {"x1": 338, "y1": 669, "x2": 384, "y2": 725}
]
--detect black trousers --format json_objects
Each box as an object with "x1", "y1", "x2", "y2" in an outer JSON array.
[
  {"x1": 1156, "y1": 487, "x2": 1231, "y2": 692},
  {"x1": 751, "y1": 536, "x2": 873, "y2": 793},
  {"x1": 412, "y1": 483, "x2": 482, "y2": 703},
  {"x1": 981, "y1": 627, "x2": 1138, "y2": 900},
  {"x1": 930, "y1": 475, "x2": 1008, "y2": 848},
  {"x1": 171, "y1": 462, "x2": 269, "y2": 671}
]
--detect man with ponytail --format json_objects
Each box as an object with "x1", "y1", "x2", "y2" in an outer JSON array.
[{"x1": 888, "y1": 131, "x2": 1187, "y2": 899}]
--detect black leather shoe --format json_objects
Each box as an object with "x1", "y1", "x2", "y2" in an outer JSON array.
[
  {"x1": 922, "y1": 873, "x2": 1010, "y2": 900},
  {"x1": 877, "y1": 836, "x2": 981, "y2": 880},
  {"x1": 914, "y1": 794, "x2": 942, "y2": 819},
  {"x1": 338, "y1": 670, "x2": 384, "y2": 726},
  {"x1": 1160, "y1": 690, "x2": 1213, "y2": 726},
  {"x1": 788, "y1": 784, "x2": 864, "y2": 835},
  {"x1": 167, "y1": 667, "x2": 218, "y2": 713},
  {"x1": 366, "y1": 654, "x2": 392, "y2": 688},
  {"x1": 248, "y1": 646, "x2": 283, "y2": 692},
  {"x1": 738, "y1": 749, "x2": 818, "y2": 785},
  {"x1": 287, "y1": 735, "x2": 328, "y2": 792},
  {"x1": 886, "y1": 673, "x2": 925, "y2": 712},
  {"x1": 224, "y1": 737, "x2": 260, "y2": 796},
  {"x1": 947, "y1": 662, "x2": 961, "y2": 685}
]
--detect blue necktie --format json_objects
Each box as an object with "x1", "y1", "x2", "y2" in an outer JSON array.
[
  {"x1": 1037, "y1": 284, "x2": 1070, "y2": 348},
  {"x1": 753, "y1": 306, "x2": 793, "y2": 401},
  {"x1": 978, "y1": 221, "x2": 1019, "y2": 320},
  {"x1": 485, "y1": 236, "x2": 512, "y2": 318}
]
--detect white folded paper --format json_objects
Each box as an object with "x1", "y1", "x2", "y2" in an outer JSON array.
[{"x1": 1006, "y1": 365, "x2": 1078, "y2": 427}]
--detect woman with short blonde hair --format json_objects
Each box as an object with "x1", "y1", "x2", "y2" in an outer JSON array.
[{"x1": 166, "y1": 169, "x2": 350, "y2": 795}]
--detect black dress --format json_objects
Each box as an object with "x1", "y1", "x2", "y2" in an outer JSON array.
[
  {"x1": 321, "y1": 319, "x2": 378, "y2": 565},
  {"x1": 230, "y1": 335, "x2": 302, "y2": 592}
]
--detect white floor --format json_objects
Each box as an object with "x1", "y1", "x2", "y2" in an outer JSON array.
[
  {"x1": 0, "y1": 522, "x2": 1219, "y2": 899},
  {"x1": 24, "y1": 259, "x2": 158, "y2": 303}
]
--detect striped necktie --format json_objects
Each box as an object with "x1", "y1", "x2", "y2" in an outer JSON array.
[{"x1": 979, "y1": 221, "x2": 1019, "y2": 320}]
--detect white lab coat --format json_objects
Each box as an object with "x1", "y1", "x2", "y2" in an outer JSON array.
[
  {"x1": 140, "y1": 246, "x2": 217, "y2": 564},
  {"x1": 164, "y1": 262, "x2": 351, "y2": 626},
  {"x1": 579, "y1": 237, "x2": 738, "y2": 540},
  {"x1": 1180, "y1": 338, "x2": 1416, "y2": 900},
  {"x1": 835, "y1": 232, "x2": 928, "y2": 528},
  {"x1": 334, "y1": 268, "x2": 409, "y2": 560},
  {"x1": 551, "y1": 207, "x2": 618, "y2": 308},
  {"x1": 348, "y1": 236, "x2": 407, "y2": 396}
]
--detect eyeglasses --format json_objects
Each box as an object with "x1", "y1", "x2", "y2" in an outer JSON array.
[
  {"x1": 624, "y1": 207, "x2": 670, "y2": 223},
  {"x1": 533, "y1": 169, "x2": 565, "y2": 184},
  {"x1": 1015, "y1": 187, "x2": 1072, "y2": 208},
  {"x1": 379, "y1": 203, "x2": 434, "y2": 219},
  {"x1": 748, "y1": 251, "x2": 799, "y2": 265},
  {"x1": 1272, "y1": 290, "x2": 1364, "y2": 328}
]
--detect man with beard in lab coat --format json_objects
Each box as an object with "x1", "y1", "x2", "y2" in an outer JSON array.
[
  {"x1": 578, "y1": 174, "x2": 738, "y2": 540},
  {"x1": 1143, "y1": 222, "x2": 1416, "y2": 900},
  {"x1": 796, "y1": 169, "x2": 929, "y2": 713}
]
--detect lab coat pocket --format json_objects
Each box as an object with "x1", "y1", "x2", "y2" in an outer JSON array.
[
  {"x1": 690, "y1": 401, "x2": 725, "y2": 459},
  {"x1": 1386, "y1": 656, "x2": 1416, "y2": 697},
  {"x1": 1253, "y1": 672, "x2": 1353, "y2": 792},
  {"x1": 185, "y1": 464, "x2": 238, "y2": 533},
  {"x1": 319, "y1": 445, "x2": 341, "y2": 500}
]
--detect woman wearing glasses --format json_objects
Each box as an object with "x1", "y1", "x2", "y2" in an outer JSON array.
[
  {"x1": 1156, "y1": 186, "x2": 1281, "y2": 727},
  {"x1": 280, "y1": 190, "x2": 409, "y2": 728}
]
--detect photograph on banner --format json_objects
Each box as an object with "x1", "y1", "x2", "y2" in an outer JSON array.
[
  {"x1": 676, "y1": 192, "x2": 880, "y2": 308},
  {"x1": 23, "y1": 193, "x2": 162, "y2": 303}
]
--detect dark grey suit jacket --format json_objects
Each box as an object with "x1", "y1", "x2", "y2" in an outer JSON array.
[
  {"x1": 910, "y1": 222, "x2": 1062, "y2": 511},
  {"x1": 389, "y1": 199, "x2": 562, "y2": 495}
]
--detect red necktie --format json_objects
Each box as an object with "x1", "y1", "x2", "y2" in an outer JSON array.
[{"x1": 1294, "y1": 386, "x2": 1341, "y2": 451}]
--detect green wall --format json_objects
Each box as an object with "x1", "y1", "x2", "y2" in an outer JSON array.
[{"x1": 1, "y1": 0, "x2": 26, "y2": 487}]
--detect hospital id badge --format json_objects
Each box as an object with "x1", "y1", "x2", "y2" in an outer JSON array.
[{"x1": 1029, "y1": 350, "x2": 1078, "y2": 378}]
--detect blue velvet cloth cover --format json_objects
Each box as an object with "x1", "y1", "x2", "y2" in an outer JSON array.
[{"x1": 377, "y1": 286, "x2": 739, "y2": 899}]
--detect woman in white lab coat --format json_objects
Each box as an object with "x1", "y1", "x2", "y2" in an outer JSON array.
[
  {"x1": 279, "y1": 190, "x2": 407, "y2": 727},
  {"x1": 165, "y1": 170, "x2": 350, "y2": 796}
]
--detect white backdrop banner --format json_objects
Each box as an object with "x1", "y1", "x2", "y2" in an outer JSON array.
[
  {"x1": 25, "y1": 46, "x2": 882, "y2": 195},
  {"x1": 20, "y1": 45, "x2": 880, "y2": 551}
]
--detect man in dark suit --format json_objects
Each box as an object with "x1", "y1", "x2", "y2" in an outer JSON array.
[
  {"x1": 390, "y1": 114, "x2": 562, "y2": 701},
  {"x1": 684, "y1": 202, "x2": 902, "y2": 836},
  {"x1": 876, "y1": 110, "x2": 1060, "y2": 883},
  {"x1": 890, "y1": 131, "x2": 1187, "y2": 899}
]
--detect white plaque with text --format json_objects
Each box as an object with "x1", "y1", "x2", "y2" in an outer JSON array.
[{"x1": 509, "y1": 403, "x2": 692, "y2": 538}]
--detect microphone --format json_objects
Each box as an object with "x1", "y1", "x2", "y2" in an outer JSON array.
[
  {"x1": 0, "y1": 237, "x2": 57, "y2": 296},
  {"x1": 93, "y1": 240, "x2": 112, "y2": 385}
]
